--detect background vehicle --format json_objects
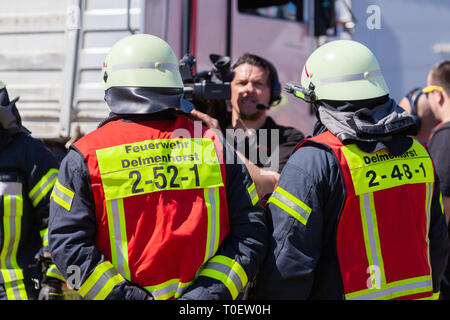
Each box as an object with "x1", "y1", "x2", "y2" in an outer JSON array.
[{"x1": 1, "y1": 0, "x2": 449, "y2": 151}]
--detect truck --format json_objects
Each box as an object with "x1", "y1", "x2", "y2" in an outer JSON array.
[
  {"x1": 1, "y1": 0, "x2": 449, "y2": 155},
  {"x1": 0, "y1": 0, "x2": 336, "y2": 154}
]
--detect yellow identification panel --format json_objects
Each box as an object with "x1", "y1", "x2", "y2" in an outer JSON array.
[
  {"x1": 96, "y1": 138, "x2": 224, "y2": 200},
  {"x1": 341, "y1": 141, "x2": 434, "y2": 195}
]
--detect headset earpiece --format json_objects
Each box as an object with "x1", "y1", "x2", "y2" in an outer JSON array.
[
  {"x1": 231, "y1": 56, "x2": 281, "y2": 106},
  {"x1": 267, "y1": 60, "x2": 282, "y2": 106}
]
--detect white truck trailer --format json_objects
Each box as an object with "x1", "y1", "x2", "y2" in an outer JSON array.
[{"x1": 2, "y1": 0, "x2": 448, "y2": 153}]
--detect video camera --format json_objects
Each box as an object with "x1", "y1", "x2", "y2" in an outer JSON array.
[{"x1": 179, "y1": 53, "x2": 234, "y2": 103}]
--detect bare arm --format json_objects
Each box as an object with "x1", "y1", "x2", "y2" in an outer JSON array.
[
  {"x1": 235, "y1": 149, "x2": 279, "y2": 196},
  {"x1": 189, "y1": 109, "x2": 279, "y2": 196}
]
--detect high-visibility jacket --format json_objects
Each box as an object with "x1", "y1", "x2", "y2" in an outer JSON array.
[
  {"x1": 253, "y1": 129, "x2": 449, "y2": 300},
  {"x1": 49, "y1": 113, "x2": 267, "y2": 300},
  {"x1": 0, "y1": 131, "x2": 61, "y2": 300},
  {"x1": 311, "y1": 131, "x2": 437, "y2": 299}
]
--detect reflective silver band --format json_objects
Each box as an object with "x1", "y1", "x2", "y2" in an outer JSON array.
[
  {"x1": 83, "y1": 266, "x2": 122, "y2": 300},
  {"x1": 348, "y1": 279, "x2": 433, "y2": 300},
  {"x1": 362, "y1": 193, "x2": 381, "y2": 277},
  {"x1": 111, "y1": 61, "x2": 179, "y2": 72},
  {"x1": 320, "y1": 69, "x2": 382, "y2": 85},
  {"x1": 204, "y1": 262, "x2": 244, "y2": 293},
  {"x1": 206, "y1": 188, "x2": 218, "y2": 261},
  {"x1": 271, "y1": 188, "x2": 310, "y2": 223},
  {"x1": 52, "y1": 186, "x2": 73, "y2": 208},
  {"x1": 109, "y1": 199, "x2": 127, "y2": 278},
  {"x1": 0, "y1": 182, "x2": 22, "y2": 195},
  {"x1": 29, "y1": 172, "x2": 58, "y2": 205}
]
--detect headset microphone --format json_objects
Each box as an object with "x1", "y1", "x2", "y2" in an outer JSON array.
[{"x1": 256, "y1": 104, "x2": 270, "y2": 110}]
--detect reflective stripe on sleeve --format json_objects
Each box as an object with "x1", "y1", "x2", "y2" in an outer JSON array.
[
  {"x1": 267, "y1": 186, "x2": 312, "y2": 225},
  {"x1": 46, "y1": 264, "x2": 65, "y2": 282},
  {"x1": 0, "y1": 194, "x2": 28, "y2": 300},
  {"x1": 29, "y1": 168, "x2": 58, "y2": 207},
  {"x1": 145, "y1": 278, "x2": 193, "y2": 300},
  {"x1": 199, "y1": 255, "x2": 248, "y2": 299},
  {"x1": 40, "y1": 228, "x2": 49, "y2": 247},
  {"x1": 51, "y1": 179, "x2": 74, "y2": 211},
  {"x1": 3, "y1": 280, "x2": 27, "y2": 300},
  {"x1": 0, "y1": 182, "x2": 22, "y2": 195},
  {"x1": 77, "y1": 261, "x2": 125, "y2": 300},
  {"x1": 247, "y1": 182, "x2": 259, "y2": 206}
]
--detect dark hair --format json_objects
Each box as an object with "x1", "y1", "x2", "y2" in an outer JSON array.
[
  {"x1": 231, "y1": 53, "x2": 280, "y2": 104},
  {"x1": 430, "y1": 60, "x2": 450, "y2": 96}
]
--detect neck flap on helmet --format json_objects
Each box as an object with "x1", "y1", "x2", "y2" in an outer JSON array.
[
  {"x1": 316, "y1": 96, "x2": 418, "y2": 156},
  {"x1": 104, "y1": 86, "x2": 186, "y2": 115}
]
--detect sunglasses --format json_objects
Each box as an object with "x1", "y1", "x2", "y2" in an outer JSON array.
[{"x1": 422, "y1": 85, "x2": 443, "y2": 97}]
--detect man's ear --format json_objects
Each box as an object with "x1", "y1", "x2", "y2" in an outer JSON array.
[
  {"x1": 441, "y1": 89, "x2": 450, "y2": 107},
  {"x1": 433, "y1": 89, "x2": 445, "y2": 107}
]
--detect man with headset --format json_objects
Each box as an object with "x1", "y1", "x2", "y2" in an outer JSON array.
[
  {"x1": 226, "y1": 53, "x2": 305, "y2": 196},
  {"x1": 398, "y1": 87, "x2": 439, "y2": 145}
]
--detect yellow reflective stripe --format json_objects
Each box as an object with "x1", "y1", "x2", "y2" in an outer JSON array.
[
  {"x1": 46, "y1": 264, "x2": 65, "y2": 282},
  {"x1": 417, "y1": 291, "x2": 440, "y2": 300},
  {"x1": 267, "y1": 186, "x2": 311, "y2": 225},
  {"x1": 174, "y1": 281, "x2": 193, "y2": 298},
  {"x1": 77, "y1": 261, "x2": 125, "y2": 300},
  {"x1": 201, "y1": 268, "x2": 239, "y2": 299},
  {"x1": 360, "y1": 193, "x2": 386, "y2": 288},
  {"x1": 247, "y1": 183, "x2": 259, "y2": 206},
  {"x1": 439, "y1": 192, "x2": 445, "y2": 215},
  {"x1": 0, "y1": 195, "x2": 28, "y2": 300},
  {"x1": 106, "y1": 199, "x2": 130, "y2": 280},
  {"x1": 199, "y1": 255, "x2": 248, "y2": 300},
  {"x1": 28, "y1": 168, "x2": 58, "y2": 207},
  {"x1": 3, "y1": 280, "x2": 27, "y2": 300},
  {"x1": 40, "y1": 228, "x2": 48, "y2": 247},
  {"x1": 203, "y1": 188, "x2": 220, "y2": 263},
  {"x1": 51, "y1": 179, "x2": 74, "y2": 211},
  {"x1": 346, "y1": 275, "x2": 433, "y2": 300},
  {"x1": 144, "y1": 278, "x2": 194, "y2": 300}
]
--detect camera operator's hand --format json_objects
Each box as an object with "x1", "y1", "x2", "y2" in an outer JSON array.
[{"x1": 189, "y1": 109, "x2": 221, "y2": 131}]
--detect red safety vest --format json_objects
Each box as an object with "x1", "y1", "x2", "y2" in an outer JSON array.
[
  {"x1": 74, "y1": 114, "x2": 230, "y2": 299},
  {"x1": 298, "y1": 131, "x2": 436, "y2": 300}
]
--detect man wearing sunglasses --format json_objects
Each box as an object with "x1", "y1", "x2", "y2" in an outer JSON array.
[{"x1": 425, "y1": 60, "x2": 450, "y2": 299}]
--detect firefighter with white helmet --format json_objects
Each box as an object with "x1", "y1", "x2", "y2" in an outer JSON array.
[
  {"x1": 48, "y1": 34, "x2": 267, "y2": 300},
  {"x1": 252, "y1": 40, "x2": 449, "y2": 300}
]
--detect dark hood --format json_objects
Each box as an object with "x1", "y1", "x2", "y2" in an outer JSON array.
[
  {"x1": 104, "y1": 87, "x2": 192, "y2": 115},
  {"x1": 0, "y1": 87, "x2": 31, "y2": 136},
  {"x1": 314, "y1": 95, "x2": 418, "y2": 155}
]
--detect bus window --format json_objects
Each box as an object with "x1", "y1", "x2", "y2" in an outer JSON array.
[{"x1": 238, "y1": 0, "x2": 304, "y2": 22}]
